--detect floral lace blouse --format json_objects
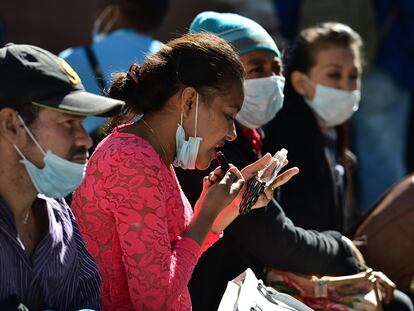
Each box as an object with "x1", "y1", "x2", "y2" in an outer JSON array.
[{"x1": 72, "y1": 127, "x2": 220, "y2": 310}]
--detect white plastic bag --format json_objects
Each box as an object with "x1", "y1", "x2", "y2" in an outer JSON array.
[{"x1": 218, "y1": 268, "x2": 314, "y2": 311}]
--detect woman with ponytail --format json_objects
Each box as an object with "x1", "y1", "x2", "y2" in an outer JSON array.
[{"x1": 71, "y1": 32, "x2": 296, "y2": 311}]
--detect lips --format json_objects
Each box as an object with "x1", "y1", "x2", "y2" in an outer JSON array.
[{"x1": 71, "y1": 154, "x2": 88, "y2": 164}]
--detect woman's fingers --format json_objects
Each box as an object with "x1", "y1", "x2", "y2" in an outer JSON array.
[
  {"x1": 204, "y1": 166, "x2": 227, "y2": 186},
  {"x1": 374, "y1": 272, "x2": 395, "y2": 304},
  {"x1": 241, "y1": 153, "x2": 272, "y2": 178},
  {"x1": 269, "y1": 167, "x2": 299, "y2": 189},
  {"x1": 220, "y1": 166, "x2": 244, "y2": 187}
]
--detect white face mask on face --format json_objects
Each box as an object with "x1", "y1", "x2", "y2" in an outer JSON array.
[
  {"x1": 172, "y1": 93, "x2": 203, "y2": 170},
  {"x1": 236, "y1": 75, "x2": 285, "y2": 129},
  {"x1": 303, "y1": 77, "x2": 360, "y2": 128}
]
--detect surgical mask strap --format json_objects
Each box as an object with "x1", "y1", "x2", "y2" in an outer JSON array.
[
  {"x1": 302, "y1": 74, "x2": 316, "y2": 88},
  {"x1": 13, "y1": 144, "x2": 27, "y2": 161},
  {"x1": 179, "y1": 92, "x2": 200, "y2": 137},
  {"x1": 194, "y1": 93, "x2": 199, "y2": 137},
  {"x1": 16, "y1": 114, "x2": 46, "y2": 156},
  {"x1": 94, "y1": 4, "x2": 118, "y2": 35}
]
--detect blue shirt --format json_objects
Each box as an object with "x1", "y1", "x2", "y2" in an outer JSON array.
[
  {"x1": 0, "y1": 195, "x2": 101, "y2": 311},
  {"x1": 375, "y1": 0, "x2": 414, "y2": 89},
  {"x1": 59, "y1": 29, "x2": 164, "y2": 133}
]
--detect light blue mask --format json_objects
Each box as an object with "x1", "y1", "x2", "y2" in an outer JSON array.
[
  {"x1": 14, "y1": 115, "x2": 86, "y2": 198},
  {"x1": 172, "y1": 93, "x2": 203, "y2": 170}
]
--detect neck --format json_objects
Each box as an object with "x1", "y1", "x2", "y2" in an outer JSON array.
[
  {"x1": 123, "y1": 112, "x2": 177, "y2": 167},
  {"x1": 143, "y1": 113, "x2": 177, "y2": 166},
  {"x1": 0, "y1": 153, "x2": 38, "y2": 225}
]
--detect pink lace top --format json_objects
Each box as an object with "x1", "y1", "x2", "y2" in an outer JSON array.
[{"x1": 71, "y1": 127, "x2": 220, "y2": 311}]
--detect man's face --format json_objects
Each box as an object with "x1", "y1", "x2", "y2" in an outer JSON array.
[{"x1": 22, "y1": 108, "x2": 92, "y2": 168}]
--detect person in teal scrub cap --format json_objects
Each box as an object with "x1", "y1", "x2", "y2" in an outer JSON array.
[{"x1": 174, "y1": 11, "x2": 379, "y2": 311}]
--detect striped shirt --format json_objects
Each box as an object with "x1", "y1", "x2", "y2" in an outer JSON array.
[{"x1": 0, "y1": 195, "x2": 101, "y2": 310}]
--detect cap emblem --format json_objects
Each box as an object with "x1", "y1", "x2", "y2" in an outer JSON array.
[{"x1": 59, "y1": 58, "x2": 81, "y2": 85}]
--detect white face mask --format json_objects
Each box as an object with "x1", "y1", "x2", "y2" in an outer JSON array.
[
  {"x1": 14, "y1": 115, "x2": 86, "y2": 198},
  {"x1": 236, "y1": 75, "x2": 285, "y2": 129},
  {"x1": 172, "y1": 93, "x2": 203, "y2": 170},
  {"x1": 92, "y1": 5, "x2": 119, "y2": 43},
  {"x1": 304, "y1": 78, "x2": 360, "y2": 128}
]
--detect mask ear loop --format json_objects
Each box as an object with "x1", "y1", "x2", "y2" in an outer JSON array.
[
  {"x1": 16, "y1": 114, "x2": 46, "y2": 156},
  {"x1": 301, "y1": 74, "x2": 318, "y2": 101},
  {"x1": 13, "y1": 144, "x2": 28, "y2": 161},
  {"x1": 179, "y1": 91, "x2": 200, "y2": 137},
  {"x1": 302, "y1": 74, "x2": 316, "y2": 88},
  {"x1": 93, "y1": 4, "x2": 118, "y2": 36},
  {"x1": 194, "y1": 93, "x2": 199, "y2": 138},
  {"x1": 101, "y1": 5, "x2": 119, "y2": 34}
]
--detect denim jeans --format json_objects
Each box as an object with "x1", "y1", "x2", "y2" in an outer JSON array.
[{"x1": 351, "y1": 67, "x2": 412, "y2": 211}]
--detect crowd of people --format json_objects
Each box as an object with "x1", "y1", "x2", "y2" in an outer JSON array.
[{"x1": 0, "y1": 0, "x2": 413, "y2": 310}]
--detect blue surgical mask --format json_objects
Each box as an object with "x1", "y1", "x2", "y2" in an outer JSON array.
[
  {"x1": 236, "y1": 75, "x2": 285, "y2": 129},
  {"x1": 14, "y1": 115, "x2": 86, "y2": 198},
  {"x1": 172, "y1": 93, "x2": 203, "y2": 170}
]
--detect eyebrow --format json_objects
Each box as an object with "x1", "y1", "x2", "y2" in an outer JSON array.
[
  {"x1": 226, "y1": 103, "x2": 242, "y2": 112},
  {"x1": 321, "y1": 63, "x2": 343, "y2": 68},
  {"x1": 321, "y1": 63, "x2": 360, "y2": 71},
  {"x1": 248, "y1": 58, "x2": 267, "y2": 66}
]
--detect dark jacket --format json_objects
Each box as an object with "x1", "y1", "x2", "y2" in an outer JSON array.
[
  {"x1": 175, "y1": 126, "x2": 359, "y2": 311},
  {"x1": 263, "y1": 85, "x2": 358, "y2": 233}
]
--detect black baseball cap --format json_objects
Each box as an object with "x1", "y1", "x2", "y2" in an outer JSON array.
[{"x1": 0, "y1": 43, "x2": 124, "y2": 116}]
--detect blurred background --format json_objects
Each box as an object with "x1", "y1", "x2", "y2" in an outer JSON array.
[{"x1": 0, "y1": 0, "x2": 279, "y2": 53}]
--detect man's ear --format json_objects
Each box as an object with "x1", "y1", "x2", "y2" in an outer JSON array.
[
  {"x1": 0, "y1": 108, "x2": 24, "y2": 144},
  {"x1": 180, "y1": 87, "x2": 198, "y2": 119},
  {"x1": 290, "y1": 71, "x2": 308, "y2": 96}
]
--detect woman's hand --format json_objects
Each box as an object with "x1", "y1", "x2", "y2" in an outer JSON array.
[
  {"x1": 186, "y1": 166, "x2": 244, "y2": 245},
  {"x1": 341, "y1": 236, "x2": 395, "y2": 304},
  {"x1": 234, "y1": 153, "x2": 299, "y2": 209},
  {"x1": 374, "y1": 271, "x2": 396, "y2": 304},
  {"x1": 194, "y1": 165, "x2": 244, "y2": 220},
  {"x1": 259, "y1": 159, "x2": 299, "y2": 207}
]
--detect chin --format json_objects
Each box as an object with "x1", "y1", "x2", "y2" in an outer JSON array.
[
  {"x1": 195, "y1": 155, "x2": 215, "y2": 171},
  {"x1": 195, "y1": 161, "x2": 211, "y2": 171}
]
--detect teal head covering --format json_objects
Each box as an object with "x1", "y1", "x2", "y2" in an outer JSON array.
[{"x1": 190, "y1": 11, "x2": 280, "y2": 57}]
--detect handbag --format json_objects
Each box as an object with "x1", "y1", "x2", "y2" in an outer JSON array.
[
  {"x1": 266, "y1": 268, "x2": 382, "y2": 311},
  {"x1": 218, "y1": 268, "x2": 314, "y2": 311},
  {"x1": 352, "y1": 173, "x2": 414, "y2": 292}
]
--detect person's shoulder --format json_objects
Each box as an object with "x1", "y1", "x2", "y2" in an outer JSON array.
[
  {"x1": 93, "y1": 129, "x2": 164, "y2": 169},
  {"x1": 41, "y1": 196, "x2": 74, "y2": 225},
  {"x1": 59, "y1": 45, "x2": 86, "y2": 61}
]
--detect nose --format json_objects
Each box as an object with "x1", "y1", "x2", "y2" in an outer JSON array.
[
  {"x1": 226, "y1": 121, "x2": 237, "y2": 142},
  {"x1": 339, "y1": 77, "x2": 357, "y2": 92},
  {"x1": 75, "y1": 124, "x2": 93, "y2": 150}
]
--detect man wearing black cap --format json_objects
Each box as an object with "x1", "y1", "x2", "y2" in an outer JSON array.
[{"x1": 0, "y1": 44, "x2": 123, "y2": 310}]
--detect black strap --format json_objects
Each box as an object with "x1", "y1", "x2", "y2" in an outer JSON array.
[{"x1": 83, "y1": 45, "x2": 106, "y2": 91}]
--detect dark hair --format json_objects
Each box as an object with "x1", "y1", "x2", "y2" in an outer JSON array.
[
  {"x1": 120, "y1": 0, "x2": 169, "y2": 33},
  {"x1": 285, "y1": 22, "x2": 362, "y2": 165},
  {"x1": 107, "y1": 32, "x2": 245, "y2": 127},
  {"x1": 287, "y1": 22, "x2": 363, "y2": 75}
]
